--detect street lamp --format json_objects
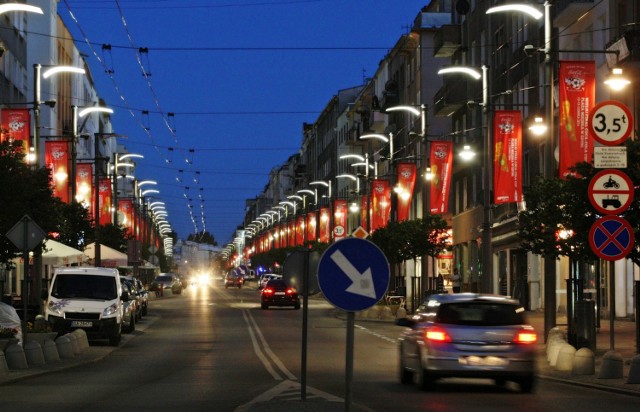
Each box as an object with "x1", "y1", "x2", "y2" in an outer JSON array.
[{"x1": 438, "y1": 65, "x2": 492, "y2": 294}]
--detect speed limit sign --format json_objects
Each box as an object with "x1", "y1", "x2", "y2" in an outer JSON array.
[{"x1": 588, "y1": 100, "x2": 633, "y2": 146}]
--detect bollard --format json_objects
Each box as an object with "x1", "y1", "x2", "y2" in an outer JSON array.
[
  {"x1": 367, "y1": 306, "x2": 381, "y2": 319},
  {"x1": 5, "y1": 343, "x2": 28, "y2": 370},
  {"x1": 24, "y1": 341, "x2": 45, "y2": 366},
  {"x1": 73, "y1": 329, "x2": 90, "y2": 352},
  {"x1": 547, "y1": 335, "x2": 566, "y2": 363},
  {"x1": 381, "y1": 306, "x2": 394, "y2": 320},
  {"x1": 555, "y1": 343, "x2": 576, "y2": 372},
  {"x1": 571, "y1": 347, "x2": 595, "y2": 375},
  {"x1": 627, "y1": 355, "x2": 640, "y2": 384},
  {"x1": 66, "y1": 333, "x2": 80, "y2": 355},
  {"x1": 597, "y1": 350, "x2": 623, "y2": 379},
  {"x1": 396, "y1": 307, "x2": 407, "y2": 320},
  {"x1": 56, "y1": 335, "x2": 75, "y2": 359},
  {"x1": 0, "y1": 350, "x2": 9, "y2": 373},
  {"x1": 42, "y1": 339, "x2": 60, "y2": 362}
]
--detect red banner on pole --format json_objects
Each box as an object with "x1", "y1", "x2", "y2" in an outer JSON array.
[
  {"x1": 296, "y1": 216, "x2": 305, "y2": 245},
  {"x1": 287, "y1": 221, "x2": 295, "y2": 246},
  {"x1": 493, "y1": 110, "x2": 523, "y2": 204},
  {"x1": 45, "y1": 141, "x2": 70, "y2": 203},
  {"x1": 306, "y1": 212, "x2": 316, "y2": 242},
  {"x1": 396, "y1": 163, "x2": 417, "y2": 221},
  {"x1": 429, "y1": 141, "x2": 453, "y2": 214},
  {"x1": 119, "y1": 198, "x2": 134, "y2": 236},
  {"x1": 1, "y1": 109, "x2": 30, "y2": 154},
  {"x1": 333, "y1": 199, "x2": 348, "y2": 240},
  {"x1": 98, "y1": 177, "x2": 112, "y2": 226},
  {"x1": 318, "y1": 207, "x2": 331, "y2": 243},
  {"x1": 371, "y1": 179, "x2": 390, "y2": 231},
  {"x1": 76, "y1": 163, "x2": 93, "y2": 207},
  {"x1": 559, "y1": 60, "x2": 595, "y2": 177},
  {"x1": 360, "y1": 195, "x2": 368, "y2": 230}
]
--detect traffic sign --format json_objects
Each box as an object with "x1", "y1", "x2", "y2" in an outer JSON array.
[
  {"x1": 587, "y1": 169, "x2": 634, "y2": 215},
  {"x1": 317, "y1": 238, "x2": 390, "y2": 312},
  {"x1": 6, "y1": 215, "x2": 46, "y2": 251},
  {"x1": 283, "y1": 250, "x2": 321, "y2": 295},
  {"x1": 588, "y1": 100, "x2": 633, "y2": 146},
  {"x1": 352, "y1": 226, "x2": 369, "y2": 239},
  {"x1": 589, "y1": 216, "x2": 634, "y2": 261}
]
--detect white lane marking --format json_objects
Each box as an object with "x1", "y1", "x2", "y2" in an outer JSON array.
[
  {"x1": 241, "y1": 309, "x2": 282, "y2": 380},
  {"x1": 355, "y1": 324, "x2": 399, "y2": 344},
  {"x1": 234, "y1": 379, "x2": 343, "y2": 412},
  {"x1": 244, "y1": 309, "x2": 297, "y2": 381}
]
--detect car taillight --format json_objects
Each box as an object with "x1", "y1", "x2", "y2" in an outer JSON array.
[
  {"x1": 425, "y1": 326, "x2": 452, "y2": 343},
  {"x1": 286, "y1": 288, "x2": 295, "y2": 295},
  {"x1": 262, "y1": 288, "x2": 274, "y2": 295},
  {"x1": 514, "y1": 329, "x2": 538, "y2": 344}
]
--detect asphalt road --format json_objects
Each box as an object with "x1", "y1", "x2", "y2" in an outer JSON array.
[{"x1": 2, "y1": 281, "x2": 639, "y2": 411}]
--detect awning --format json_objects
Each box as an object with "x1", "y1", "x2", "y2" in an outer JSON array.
[
  {"x1": 84, "y1": 242, "x2": 128, "y2": 267},
  {"x1": 42, "y1": 239, "x2": 88, "y2": 266}
]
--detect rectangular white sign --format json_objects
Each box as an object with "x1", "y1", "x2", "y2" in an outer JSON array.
[{"x1": 594, "y1": 146, "x2": 627, "y2": 169}]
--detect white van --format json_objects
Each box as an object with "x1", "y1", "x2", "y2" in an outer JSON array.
[{"x1": 43, "y1": 267, "x2": 126, "y2": 346}]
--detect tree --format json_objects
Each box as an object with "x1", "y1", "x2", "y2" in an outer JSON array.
[
  {"x1": 517, "y1": 137, "x2": 640, "y2": 268},
  {"x1": 0, "y1": 141, "x2": 61, "y2": 264},
  {"x1": 370, "y1": 217, "x2": 450, "y2": 264},
  {"x1": 92, "y1": 224, "x2": 133, "y2": 253},
  {"x1": 51, "y1": 200, "x2": 93, "y2": 250}
]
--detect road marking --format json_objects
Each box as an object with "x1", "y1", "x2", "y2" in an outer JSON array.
[
  {"x1": 355, "y1": 324, "x2": 400, "y2": 345},
  {"x1": 244, "y1": 309, "x2": 296, "y2": 381},
  {"x1": 241, "y1": 309, "x2": 282, "y2": 380},
  {"x1": 235, "y1": 379, "x2": 343, "y2": 412}
]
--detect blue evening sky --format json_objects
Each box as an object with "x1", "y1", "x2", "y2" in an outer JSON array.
[{"x1": 59, "y1": 0, "x2": 427, "y2": 245}]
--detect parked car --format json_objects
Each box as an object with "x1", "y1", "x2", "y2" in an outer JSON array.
[
  {"x1": 120, "y1": 280, "x2": 137, "y2": 333},
  {"x1": 121, "y1": 276, "x2": 143, "y2": 320},
  {"x1": 258, "y1": 274, "x2": 282, "y2": 290},
  {"x1": 152, "y1": 273, "x2": 183, "y2": 295},
  {"x1": 260, "y1": 279, "x2": 300, "y2": 309},
  {"x1": 398, "y1": 293, "x2": 537, "y2": 392},
  {"x1": 225, "y1": 273, "x2": 244, "y2": 289}
]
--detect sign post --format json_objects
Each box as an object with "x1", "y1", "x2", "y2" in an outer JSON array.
[{"x1": 318, "y1": 238, "x2": 390, "y2": 411}]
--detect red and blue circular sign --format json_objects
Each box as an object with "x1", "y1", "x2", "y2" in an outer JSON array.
[{"x1": 589, "y1": 216, "x2": 634, "y2": 261}]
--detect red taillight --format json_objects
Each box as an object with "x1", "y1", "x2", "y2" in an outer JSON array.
[
  {"x1": 262, "y1": 288, "x2": 274, "y2": 295},
  {"x1": 514, "y1": 329, "x2": 537, "y2": 344},
  {"x1": 425, "y1": 326, "x2": 452, "y2": 343},
  {"x1": 286, "y1": 288, "x2": 295, "y2": 295}
]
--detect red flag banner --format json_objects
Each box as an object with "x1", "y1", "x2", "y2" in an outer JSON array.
[
  {"x1": 493, "y1": 110, "x2": 523, "y2": 204},
  {"x1": 371, "y1": 179, "x2": 391, "y2": 231},
  {"x1": 1, "y1": 109, "x2": 30, "y2": 154},
  {"x1": 306, "y1": 212, "x2": 316, "y2": 242},
  {"x1": 559, "y1": 60, "x2": 595, "y2": 177},
  {"x1": 76, "y1": 163, "x2": 93, "y2": 207},
  {"x1": 360, "y1": 195, "x2": 368, "y2": 230},
  {"x1": 318, "y1": 207, "x2": 331, "y2": 243},
  {"x1": 98, "y1": 177, "x2": 112, "y2": 226},
  {"x1": 296, "y1": 216, "x2": 305, "y2": 245},
  {"x1": 429, "y1": 141, "x2": 453, "y2": 214},
  {"x1": 396, "y1": 163, "x2": 417, "y2": 221},
  {"x1": 288, "y1": 221, "x2": 295, "y2": 246},
  {"x1": 119, "y1": 198, "x2": 134, "y2": 236},
  {"x1": 333, "y1": 199, "x2": 348, "y2": 240},
  {"x1": 45, "y1": 141, "x2": 70, "y2": 203}
]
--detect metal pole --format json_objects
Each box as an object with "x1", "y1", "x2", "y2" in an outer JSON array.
[
  {"x1": 21, "y1": 217, "x2": 29, "y2": 347},
  {"x1": 609, "y1": 261, "x2": 615, "y2": 350},
  {"x1": 301, "y1": 249, "x2": 309, "y2": 400},
  {"x1": 113, "y1": 153, "x2": 119, "y2": 226},
  {"x1": 543, "y1": 0, "x2": 557, "y2": 342},
  {"x1": 71, "y1": 106, "x2": 78, "y2": 202},
  {"x1": 635, "y1": 280, "x2": 639, "y2": 354},
  {"x1": 94, "y1": 133, "x2": 101, "y2": 267},
  {"x1": 32, "y1": 64, "x2": 41, "y2": 165},
  {"x1": 481, "y1": 65, "x2": 493, "y2": 294},
  {"x1": 345, "y1": 311, "x2": 355, "y2": 412}
]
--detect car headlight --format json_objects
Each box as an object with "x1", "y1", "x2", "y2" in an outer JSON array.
[
  {"x1": 47, "y1": 300, "x2": 65, "y2": 317},
  {"x1": 102, "y1": 302, "x2": 119, "y2": 317}
]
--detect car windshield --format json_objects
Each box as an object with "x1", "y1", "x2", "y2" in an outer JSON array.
[
  {"x1": 436, "y1": 302, "x2": 525, "y2": 326},
  {"x1": 51, "y1": 274, "x2": 117, "y2": 300},
  {"x1": 156, "y1": 276, "x2": 173, "y2": 282},
  {"x1": 266, "y1": 280, "x2": 287, "y2": 288}
]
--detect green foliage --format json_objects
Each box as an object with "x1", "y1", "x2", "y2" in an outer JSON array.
[
  {"x1": 52, "y1": 200, "x2": 93, "y2": 250},
  {"x1": 370, "y1": 217, "x2": 450, "y2": 264},
  {"x1": 517, "y1": 137, "x2": 640, "y2": 267}
]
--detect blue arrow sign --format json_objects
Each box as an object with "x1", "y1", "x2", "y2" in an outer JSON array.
[{"x1": 317, "y1": 238, "x2": 390, "y2": 312}]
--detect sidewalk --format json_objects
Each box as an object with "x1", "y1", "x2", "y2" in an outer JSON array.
[{"x1": 525, "y1": 310, "x2": 640, "y2": 396}]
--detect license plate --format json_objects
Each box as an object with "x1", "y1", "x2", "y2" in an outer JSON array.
[
  {"x1": 71, "y1": 321, "x2": 93, "y2": 328},
  {"x1": 275, "y1": 292, "x2": 285, "y2": 295},
  {"x1": 459, "y1": 356, "x2": 508, "y2": 367}
]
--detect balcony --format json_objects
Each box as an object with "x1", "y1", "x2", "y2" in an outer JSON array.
[
  {"x1": 433, "y1": 24, "x2": 461, "y2": 58},
  {"x1": 433, "y1": 81, "x2": 468, "y2": 117},
  {"x1": 554, "y1": 0, "x2": 594, "y2": 27}
]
